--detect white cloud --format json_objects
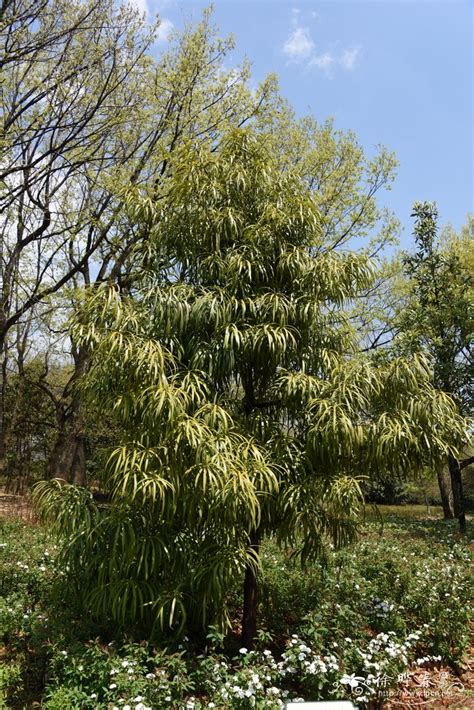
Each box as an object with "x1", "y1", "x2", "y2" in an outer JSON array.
[
  {"x1": 282, "y1": 14, "x2": 361, "y2": 75},
  {"x1": 155, "y1": 17, "x2": 174, "y2": 42},
  {"x1": 291, "y1": 8, "x2": 301, "y2": 27},
  {"x1": 126, "y1": 0, "x2": 149, "y2": 17},
  {"x1": 309, "y1": 52, "x2": 334, "y2": 71},
  {"x1": 340, "y1": 47, "x2": 360, "y2": 70},
  {"x1": 283, "y1": 27, "x2": 315, "y2": 61}
]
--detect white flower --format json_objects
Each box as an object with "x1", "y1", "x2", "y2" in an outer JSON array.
[
  {"x1": 90, "y1": 694, "x2": 97, "y2": 699},
  {"x1": 109, "y1": 683, "x2": 117, "y2": 689},
  {"x1": 232, "y1": 685, "x2": 245, "y2": 698},
  {"x1": 145, "y1": 672, "x2": 155, "y2": 679},
  {"x1": 132, "y1": 698, "x2": 143, "y2": 703},
  {"x1": 239, "y1": 647, "x2": 248, "y2": 654}
]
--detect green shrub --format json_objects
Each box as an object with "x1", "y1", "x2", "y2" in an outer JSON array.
[{"x1": 0, "y1": 661, "x2": 22, "y2": 708}]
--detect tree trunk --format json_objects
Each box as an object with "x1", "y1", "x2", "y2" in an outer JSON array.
[
  {"x1": 448, "y1": 454, "x2": 466, "y2": 534},
  {"x1": 48, "y1": 411, "x2": 87, "y2": 485},
  {"x1": 241, "y1": 531, "x2": 260, "y2": 648},
  {"x1": 436, "y1": 463, "x2": 454, "y2": 519},
  {"x1": 48, "y1": 346, "x2": 88, "y2": 486},
  {"x1": 0, "y1": 335, "x2": 8, "y2": 480}
]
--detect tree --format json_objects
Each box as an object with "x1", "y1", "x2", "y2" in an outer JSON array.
[
  {"x1": 396, "y1": 203, "x2": 473, "y2": 530},
  {"x1": 0, "y1": 0, "x2": 157, "y2": 477},
  {"x1": 0, "y1": 1, "x2": 276, "y2": 482},
  {"x1": 2, "y1": 357, "x2": 57, "y2": 491},
  {"x1": 2, "y1": 2, "x2": 402, "y2": 488},
  {"x1": 36, "y1": 131, "x2": 466, "y2": 644},
  {"x1": 255, "y1": 108, "x2": 400, "y2": 255}
]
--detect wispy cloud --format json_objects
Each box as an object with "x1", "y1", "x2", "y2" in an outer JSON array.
[
  {"x1": 283, "y1": 27, "x2": 314, "y2": 61},
  {"x1": 291, "y1": 7, "x2": 300, "y2": 25},
  {"x1": 125, "y1": 0, "x2": 174, "y2": 40},
  {"x1": 309, "y1": 52, "x2": 334, "y2": 71},
  {"x1": 340, "y1": 47, "x2": 360, "y2": 71},
  {"x1": 156, "y1": 17, "x2": 174, "y2": 42},
  {"x1": 282, "y1": 10, "x2": 361, "y2": 76}
]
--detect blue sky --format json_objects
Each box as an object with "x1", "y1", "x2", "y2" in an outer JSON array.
[{"x1": 138, "y1": 0, "x2": 472, "y2": 247}]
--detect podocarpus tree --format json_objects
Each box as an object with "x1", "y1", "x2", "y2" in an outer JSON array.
[{"x1": 36, "y1": 131, "x2": 466, "y2": 644}]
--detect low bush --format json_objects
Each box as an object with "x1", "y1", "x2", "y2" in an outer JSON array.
[{"x1": 1, "y1": 514, "x2": 472, "y2": 708}]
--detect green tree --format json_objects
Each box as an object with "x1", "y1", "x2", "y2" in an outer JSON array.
[
  {"x1": 3, "y1": 358, "x2": 57, "y2": 491},
  {"x1": 255, "y1": 107, "x2": 400, "y2": 256},
  {"x1": 0, "y1": 1, "x2": 275, "y2": 483},
  {"x1": 35, "y1": 131, "x2": 465, "y2": 645},
  {"x1": 396, "y1": 203, "x2": 473, "y2": 530},
  {"x1": 1, "y1": 3, "x2": 400, "y2": 491},
  {"x1": 0, "y1": 0, "x2": 156, "y2": 478}
]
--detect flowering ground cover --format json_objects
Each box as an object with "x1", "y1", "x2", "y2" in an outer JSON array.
[{"x1": 0, "y1": 506, "x2": 472, "y2": 709}]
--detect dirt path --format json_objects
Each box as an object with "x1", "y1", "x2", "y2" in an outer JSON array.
[{"x1": 0, "y1": 491, "x2": 37, "y2": 522}]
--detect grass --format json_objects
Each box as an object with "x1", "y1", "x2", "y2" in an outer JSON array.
[{"x1": 376, "y1": 504, "x2": 445, "y2": 519}]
